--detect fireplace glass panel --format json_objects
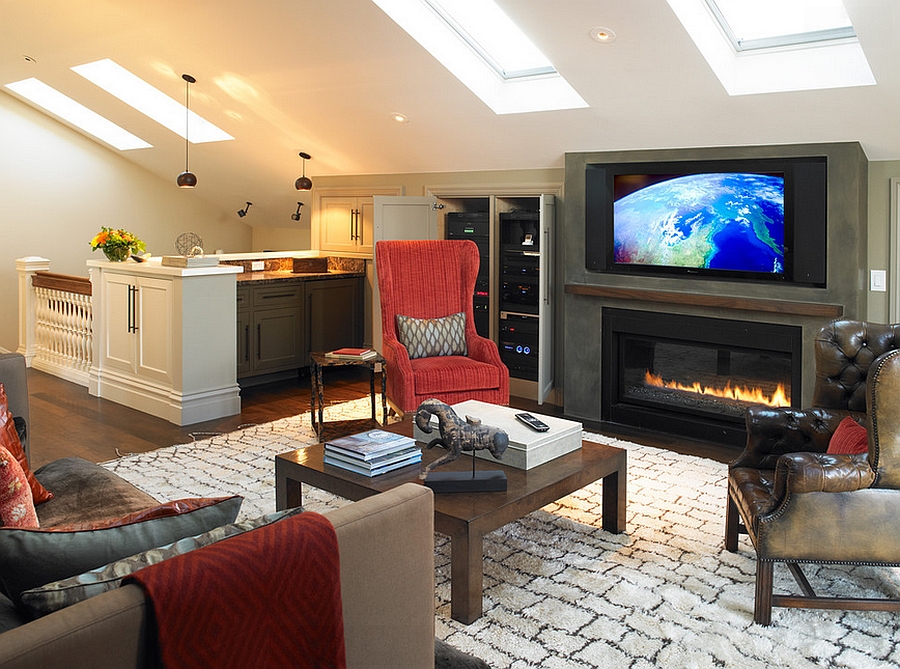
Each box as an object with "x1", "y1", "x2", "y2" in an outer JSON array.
[{"x1": 620, "y1": 336, "x2": 793, "y2": 422}]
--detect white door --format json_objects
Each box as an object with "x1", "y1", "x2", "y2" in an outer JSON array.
[
  {"x1": 537, "y1": 194, "x2": 555, "y2": 405},
  {"x1": 371, "y1": 196, "x2": 439, "y2": 351}
]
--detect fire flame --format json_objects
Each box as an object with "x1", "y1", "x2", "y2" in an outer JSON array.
[{"x1": 643, "y1": 370, "x2": 789, "y2": 407}]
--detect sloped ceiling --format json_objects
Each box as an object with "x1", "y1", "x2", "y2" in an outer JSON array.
[{"x1": 2, "y1": 0, "x2": 899, "y2": 225}]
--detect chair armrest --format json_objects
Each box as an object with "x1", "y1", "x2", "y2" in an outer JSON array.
[
  {"x1": 772, "y1": 452, "x2": 875, "y2": 502},
  {"x1": 466, "y1": 333, "x2": 504, "y2": 366},
  {"x1": 732, "y1": 406, "x2": 857, "y2": 470}
]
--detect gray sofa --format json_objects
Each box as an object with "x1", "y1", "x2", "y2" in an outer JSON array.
[{"x1": 0, "y1": 352, "x2": 437, "y2": 669}]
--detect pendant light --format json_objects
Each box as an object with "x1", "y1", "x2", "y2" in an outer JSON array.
[
  {"x1": 176, "y1": 73, "x2": 197, "y2": 188},
  {"x1": 294, "y1": 152, "x2": 312, "y2": 191}
]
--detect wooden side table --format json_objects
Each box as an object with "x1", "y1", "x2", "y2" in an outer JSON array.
[{"x1": 309, "y1": 351, "x2": 387, "y2": 441}]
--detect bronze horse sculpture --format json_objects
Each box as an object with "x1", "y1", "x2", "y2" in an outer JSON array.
[{"x1": 415, "y1": 399, "x2": 509, "y2": 479}]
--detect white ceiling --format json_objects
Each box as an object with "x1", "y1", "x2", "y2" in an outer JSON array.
[{"x1": 2, "y1": 0, "x2": 899, "y2": 223}]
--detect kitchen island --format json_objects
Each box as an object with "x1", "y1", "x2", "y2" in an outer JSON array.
[{"x1": 88, "y1": 252, "x2": 366, "y2": 425}]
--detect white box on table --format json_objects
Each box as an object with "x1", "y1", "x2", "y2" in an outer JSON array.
[{"x1": 412, "y1": 400, "x2": 582, "y2": 470}]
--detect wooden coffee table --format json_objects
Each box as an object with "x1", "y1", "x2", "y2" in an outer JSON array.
[{"x1": 275, "y1": 422, "x2": 626, "y2": 624}]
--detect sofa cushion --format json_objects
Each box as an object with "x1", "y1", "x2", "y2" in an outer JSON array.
[
  {"x1": 411, "y1": 355, "x2": 501, "y2": 395},
  {"x1": 827, "y1": 416, "x2": 869, "y2": 454},
  {"x1": 397, "y1": 312, "x2": 468, "y2": 359},
  {"x1": 0, "y1": 384, "x2": 52, "y2": 506},
  {"x1": 33, "y1": 457, "x2": 158, "y2": 527},
  {"x1": 19, "y1": 505, "x2": 303, "y2": 619},
  {"x1": 0, "y1": 444, "x2": 38, "y2": 528},
  {"x1": 0, "y1": 593, "x2": 25, "y2": 634},
  {"x1": 0, "y1": 495, "x2": 242, "y2": 604}
]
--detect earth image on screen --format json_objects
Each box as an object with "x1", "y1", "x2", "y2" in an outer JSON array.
[{"x1": 613, "y1": 173, "x2": 784, "y2": 273}]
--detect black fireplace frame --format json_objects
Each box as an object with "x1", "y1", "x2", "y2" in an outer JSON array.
[{"x1": 601, "y1": 308, "x2": 803, "y2": 446}]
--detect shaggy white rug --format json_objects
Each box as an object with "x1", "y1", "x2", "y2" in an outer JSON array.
[{"x1": 102, "y1": 399, "x2": 900, "y2": 669}]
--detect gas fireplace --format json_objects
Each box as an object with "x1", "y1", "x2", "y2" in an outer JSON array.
[{"x1": 602, "y1": 308, "x2": 802, "y2": 446}]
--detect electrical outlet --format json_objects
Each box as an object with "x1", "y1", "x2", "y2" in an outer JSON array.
[
  {"x1": 251, "y1": 260, "x2": 265, "y2": 272},
  {"x1": 870, "y1": 269, "x2": 886, "y2": 292}
]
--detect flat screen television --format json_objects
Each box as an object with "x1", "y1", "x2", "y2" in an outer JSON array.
[{"x1": 585, "y1": 157, "x2": 827, "y2": 286}]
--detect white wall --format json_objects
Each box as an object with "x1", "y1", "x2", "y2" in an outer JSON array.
[{"x1": 0, "y1": 93, "x2": 253, "y2": 352}]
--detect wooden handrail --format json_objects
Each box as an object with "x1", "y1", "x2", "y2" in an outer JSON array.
[{"x1": 32, "y1": 272, "x2": 92, "y2": 296}]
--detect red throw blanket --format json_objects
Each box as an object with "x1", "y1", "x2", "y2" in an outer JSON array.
[{"x1": 124, "y1": 512, "x2": 345, "y2": 669}]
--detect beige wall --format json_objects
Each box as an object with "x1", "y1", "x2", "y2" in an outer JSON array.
[
  {"x1": 0, "y1": 93, "x2": 253, "y2": 352},
  {"x1": 867, "y1": 160, "x2": 900, "y2": 323}
]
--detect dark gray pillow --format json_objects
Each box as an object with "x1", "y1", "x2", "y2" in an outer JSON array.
[
  {"x1": 0, "y1": 495, "x2": 242, "y2": 604},
  {"x1": 19, "y1": 505, "x2": 303, "y2": 619}
]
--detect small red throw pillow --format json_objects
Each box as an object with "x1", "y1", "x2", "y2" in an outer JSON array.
[
  {"x1": 0, "y1": 444, "x2": 39, "y2": 528},
  {"x1": 827, "y1": 417, "x2": 869, "y2": 455},
  {"x1": 0, "y1": 383, "x2": 53, "y2": 505}
]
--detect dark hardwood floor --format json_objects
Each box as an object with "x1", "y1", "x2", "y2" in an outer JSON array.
[{"x1": 25, "y1": 367, "x2": 738, "y2": 469}]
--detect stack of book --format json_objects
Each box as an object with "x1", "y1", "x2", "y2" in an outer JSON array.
[
  {"x1": 324, "y1": 347, "x2": 378, "y2": 360},
  {"x1": 324, "y1": 429, "x2": 421, "y2": 477}
]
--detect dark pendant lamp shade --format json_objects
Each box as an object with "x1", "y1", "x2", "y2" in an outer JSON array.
[
  {"x1": 295, "y1": 152, "x2": 312, "y2": 190},
  {"x1": 177, "y1": 74, "x2": 197, "y2": 188}
]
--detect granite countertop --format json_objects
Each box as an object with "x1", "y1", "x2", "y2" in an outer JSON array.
[
  {"x1": 236, "y1": 269, "x2": 364, "y2": 284},
  {"x1": 228, "y1": 255, "x2": 366, "y2": 284}
]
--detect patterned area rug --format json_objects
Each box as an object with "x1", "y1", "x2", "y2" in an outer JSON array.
[{"x1": 102, "y1": 399, "x2": 900, "y2": 669}]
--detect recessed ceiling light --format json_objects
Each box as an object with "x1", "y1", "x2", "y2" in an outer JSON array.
[
  {"x1": 590, "y1": 27, "x2": 617, "y2": 43},
  {"x1": 72, "y1": 59, "x2": 233, "y2": 143},
  {"x1": 4, "y1": 77, "x2": 152, "y2": 150},
  {"x1": 391, "y1": 112, "x2": 409, "y2": 123}
]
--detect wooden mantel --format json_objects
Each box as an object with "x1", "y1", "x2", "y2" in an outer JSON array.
[{"x1": 564, "y1": 284, "x2": 844, "y2": 319}]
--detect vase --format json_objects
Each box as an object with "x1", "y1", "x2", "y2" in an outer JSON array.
[{"x1": 103, "y1": 247, "x2": 131, "y2": 262}]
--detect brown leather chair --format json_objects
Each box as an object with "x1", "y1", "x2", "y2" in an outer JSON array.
[{"x1": 725, "y1": 320, "x2": 900, "y2": 624}]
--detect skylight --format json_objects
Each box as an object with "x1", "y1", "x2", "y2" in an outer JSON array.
[
  {"x1": 707, "y1": 0, "x2": 856, "y2": 51},
  {"x1": 72, "y1": 59, "x2": 233, "y2": 143},
  {"x1": 370, "y1": 0, "x2": 587, "y2": 114},
  {"x1": 4, "y1": 78, "x2": 152, "y2": 151},
  {"x1": 667, "y1": 0, "x2": 875, "y2": 96}
]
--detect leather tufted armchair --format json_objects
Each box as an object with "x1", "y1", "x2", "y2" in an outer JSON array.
[{"x1": 725, "y1": 320, "x2": 900, "y2": 624}]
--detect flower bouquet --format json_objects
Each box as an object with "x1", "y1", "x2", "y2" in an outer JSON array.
[{"x1": 90, "y1": 227, "x2": 146, "y2": 262}]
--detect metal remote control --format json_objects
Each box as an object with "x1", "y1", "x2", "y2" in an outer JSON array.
[{"x1": 515, "y1": 412, "x2": 550, "y2": 432}]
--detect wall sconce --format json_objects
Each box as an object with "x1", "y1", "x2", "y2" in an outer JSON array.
[
  {"x1": 176, "y1": 74, "x2": 198, "y2": 188},
  {"x1": 291, "y1": 202, "x2": 304, "y2": 221},
  {"x1": 237, "y1": 201, "x2": 252, "y2": 218},
  {"x1": 294, "y1": 152, "x2": 312, "y2": 191}
]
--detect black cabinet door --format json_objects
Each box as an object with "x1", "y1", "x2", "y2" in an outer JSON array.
[{"x1": 306, "y1": 277, "x2": 363, "y2": 355}]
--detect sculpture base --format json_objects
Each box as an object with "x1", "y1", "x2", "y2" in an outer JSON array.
[{"x1": 423, "y1": 470, "x2": 507, "y2": 493}]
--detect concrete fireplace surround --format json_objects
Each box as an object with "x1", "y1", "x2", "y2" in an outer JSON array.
[{"x1": 562, "y1": 142, "x2": 868, "y2": 427}]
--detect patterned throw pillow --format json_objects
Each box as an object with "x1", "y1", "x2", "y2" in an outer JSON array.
[
  {"x1": 0, "y1": 444, "x2": 38, "y2": 529},
  {"x1": 19, "y1": 505, "x2": 304, "y2": 618},
  {"x1": 396, "y1": 312, "x2": 467, "y2": 359},
  {"x1": 0, "y1": 384, "x2": 52, "y2": 505}
]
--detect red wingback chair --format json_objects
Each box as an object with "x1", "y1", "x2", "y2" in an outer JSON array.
[{"x1": 375, "y1": 239, "x2": 509, "y2": 415}]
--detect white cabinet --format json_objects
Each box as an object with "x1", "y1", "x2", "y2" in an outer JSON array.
[
  {"x1": 320, "y1": 196, "x2": 375, "y2": 254},
  {"x1": 98, "y1": 272, "x2": 173, "y2": 385},
  {"x1": 315, "y1": 188, "x2": 401, "y2": 255},
  {"x1": 89, "y1": 260, "x2": 242, "y2": 426}
]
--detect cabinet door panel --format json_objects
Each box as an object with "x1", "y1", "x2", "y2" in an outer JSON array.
[
  {"x1": 101, "y1": 273, "x2": 135, "y2": 373},
  {"x1": 306, "y1": 278, "x2": 362, "y2": 355},
  {"x1": 236, "y1": 310, "x2": 251, "y2": 377},
  {"x1": 254, "y1": 307, "x2": 303, "y2": 372},
  {"x1": 357, "y1": 199, "x2": 375, "y2": 253},
  {"x1": 321, "y1": 197, "x2": 360, "y2": 253},
  {"x1": 136, "y1": 277, "x2": 173, "y2": 384}
]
